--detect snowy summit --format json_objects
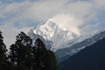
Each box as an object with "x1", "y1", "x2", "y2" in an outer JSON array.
[{"x1": 33, "y1": 14, "x2": 82, "y2": 51}]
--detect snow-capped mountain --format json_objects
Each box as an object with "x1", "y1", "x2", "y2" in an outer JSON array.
[
  {"x1": 28, "y1": 18, "x2": 105, "y2": 63},
  {"x1": 30, "y1": 19, "x2": 81, "y2": 51}
]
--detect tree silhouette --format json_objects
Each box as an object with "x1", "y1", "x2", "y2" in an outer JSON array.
[
  {"x1": 9, "y1": 32, "x2": 33, "y2": 70},
  {"x1": 0, "y1": 31, "x2": 7, "y2": 70},
  {"x1": 43, "y1": 50, "x2": 58, "y2": 70},
  {"x1": 8, "y1": 32, "x2": 58, "y2": 70},
  {"x1": 33, "y1": 38, "x2": 58, "y2": 70}
]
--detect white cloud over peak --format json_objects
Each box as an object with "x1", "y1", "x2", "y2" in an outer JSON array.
[{"x1": 50, "y1": 13, "x2": 84, "y2": 35}]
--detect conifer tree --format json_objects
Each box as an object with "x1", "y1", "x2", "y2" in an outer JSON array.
[
  {"x1": 32, "y1": 45, "x2": 37, "y2": 70},
  {"x1": 9, "y1": 44, "x2": 18, "y2": 63},
  {"x1": 44, "y1": 50, "x2": 58, "y2": 70},
  {"x1": 9, "y1": 32, "x2": 33, "y2": 70},
  {"x1": 9, "y1": 32, "x2": 26, "y2": 65},
  {"x1": 0, "y1": 31, "x2": 7, "y2": 70},
  {"x1": 34, "y1": 38, "x2": 47, "y2": 70},
  {"x1": 25, "y1": 36, "x2": 33, "y2": 70},
  {"x1": 0, "y1": 31, "x2": 18, "y2": 70},
  {"x1": 33, "y1": 38, "x2": 58, "y2": 70},
  {"x1": 9, "y1": 32, "x2": 58, "y2": 70}
]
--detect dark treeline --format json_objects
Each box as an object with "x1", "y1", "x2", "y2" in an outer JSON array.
[{"x1": 0, "y1": 31, "x2": 58, "y2": 70}]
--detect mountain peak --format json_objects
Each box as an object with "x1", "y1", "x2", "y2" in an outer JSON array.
[{"x1": 33, "y1": 19, "x2": 81, "y2": 51}]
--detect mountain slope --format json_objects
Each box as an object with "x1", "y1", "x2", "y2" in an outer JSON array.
[
  {"x1": 59, "y1": 37, "x2": 105, "y2": 70},
  {"x1": 56, "y1": 30, "x2": 105, "y2": 62}
]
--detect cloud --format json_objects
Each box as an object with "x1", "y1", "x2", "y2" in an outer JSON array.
[
  {"x1": 50, "y1": 13, "x2": 84, "y2": 34},
  {"x1": 0, "y1": 0, "x2": 105, "y2": 48},
  {"x1": 93, "y1": 0, "x2": 105, "y2": 10},
  {"x1": 22, "y1": 0, "x2": 94, "y2": 22},
  {"x1": 0, "y1": 0, "x2": 104, "y2": 23}
]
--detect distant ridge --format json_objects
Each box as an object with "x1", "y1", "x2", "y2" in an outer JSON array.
[{"x1": 59, "y1": 37, "x2": 105, "y2": 70}]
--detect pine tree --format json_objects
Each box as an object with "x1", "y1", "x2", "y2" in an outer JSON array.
[
  {"x1": 33, "y1": 38, "x2": 58, "y2": 70},
  {"x1": 44, "y1": 50, "x2": 58, "y2": 70},
  {"x1": 9, "y1": 32, "x2": 33, "y2": 70},
  {"x1": 9, "y1": 32, "x2": 27, "y2": 65},
  {"x1": 9, "y1": 32, "x2": 58, "y2": 70},
  {"x1": 9, "y1": 44, "x2": 18, "y2": 63},
  {"x1": 0, "y1": 31, "x2": 7, "y2": 70},
  {"x1": 25, "y1": 36, "x2": 33, "y2": 70},
  {"x1": 32, "y1": 46, "x2": 37, "y2": 70},
  {"x1": 34, "y1": 38, "x2": 47, "y2": 70}
]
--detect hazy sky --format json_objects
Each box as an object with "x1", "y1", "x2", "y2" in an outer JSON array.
[{"x1": 0, "y1": 0, "x2": 105, "y2": 48}]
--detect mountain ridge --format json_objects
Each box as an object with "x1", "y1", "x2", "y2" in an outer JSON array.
[
  {"x1": 59, "y1": 36, "x2": 105, "y2": 70},
  {"x1": 56, "y1": 30, "x2": 105, "y2": 62}
]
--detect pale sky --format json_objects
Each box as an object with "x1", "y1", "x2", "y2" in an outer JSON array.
[{"x1": 0, "y1": 0, "x2": 105, "y2": 49}]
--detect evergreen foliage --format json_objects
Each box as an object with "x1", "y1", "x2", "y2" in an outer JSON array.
[
  {"x1": 34, "y1": 38, "x2": 48, "y2": 70},
  {"x1": 0, "y1": 31, "x2": 7, "y2": 70},
  {"x1": 44, "y1": 50, "x2": 58, "y2": 70},
  {"x1": 8, "y1": 31, "x2": 58, "y2": 70},
  {"x1": 9, "y1": 32, "x2": 33, "y2": 70},
  {"x1": 33, "y1": 38, "x2": 58, "y2": 70}
]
